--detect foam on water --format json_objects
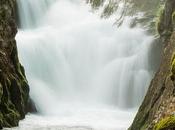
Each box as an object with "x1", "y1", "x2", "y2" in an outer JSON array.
[{"x1": 4, "y1": 107, "x2": 136, "y2": 130}]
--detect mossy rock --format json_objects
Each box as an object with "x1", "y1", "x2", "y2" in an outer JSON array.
[
  {"x1": 156, "y1": 5, "x2": 165, "y2": 35},
  {"x1": 0, "y1": 0, "x2": 31, "y2": 128},
  {"x1": 154, "y1": 116, "x2": 175, "y2": 130},
  {"x1": 171, "y1": 56, "x2": 175, "y2": 73},
  {"x1": 0, "y1": 83, "x2": 3, "y2": 103},
  {"x1": 172, "y1": 11, "x2": 175, "y2": 24}
]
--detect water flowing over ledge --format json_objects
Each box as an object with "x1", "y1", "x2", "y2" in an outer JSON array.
[{"x1": 14, "y1": 0, "x2": 157, "y2": 129}]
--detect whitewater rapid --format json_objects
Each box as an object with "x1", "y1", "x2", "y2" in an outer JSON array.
[{"x1": 10, "y1": 0, "x2": 158, "y2": 129}]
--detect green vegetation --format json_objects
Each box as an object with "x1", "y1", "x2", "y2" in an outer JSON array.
[
  {"x1": 171, "y1": 54, "x2": 175, "y2": 75},
  {"x1": 153, "y1": 116, "x2": 175, "y2": 130},
  {"x1": 0, "y1": 0, "x2": 30, "y2": 128},
  {"x1": 155, "y1": 5, "x2": 165, "y2": 35},
  {"x1": 172, "y1": 11, "x2": 175, "y2": 23}
]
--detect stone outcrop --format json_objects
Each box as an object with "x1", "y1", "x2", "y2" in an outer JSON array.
[
  {"x1": 0, "y1": 0, "x2": 30, "y2": 128},
  {"x1": 129, "y1": 0, "x2": 175, "y2": 130}
]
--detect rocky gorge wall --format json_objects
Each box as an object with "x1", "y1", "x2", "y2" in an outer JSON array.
[
  {"x1": 0, "y1": 0, "x2": 31, "y2": 129},
  {"x1": 129, "y1": 0, "x2": 175, "y2": 130}
]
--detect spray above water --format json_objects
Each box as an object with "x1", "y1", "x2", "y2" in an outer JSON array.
[{"x1": 15, "y1": 0, "x2": 155, "y2": 129}]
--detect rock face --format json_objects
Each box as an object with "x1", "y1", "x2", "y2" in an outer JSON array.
[
  {"x1": 0, "y1": 0, "x2": 30, "y2": 128},
  {"x1": 129, "y1": 0, "x2": 175, "y2": 130}
]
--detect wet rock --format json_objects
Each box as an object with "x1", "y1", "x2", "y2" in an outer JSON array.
[
  {"x1": 0, "y1": 0, "x2": 30, "y2": 128},
  {"x1": 26, "y1": 98, "x2": 37, "y2": 113},
  {"x1": 129, "y1": 0, "x2": 175, "y2": 129}
]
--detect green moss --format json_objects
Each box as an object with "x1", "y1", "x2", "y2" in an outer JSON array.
[
  {"x1": 0, "y1": 83, "x2": 3, "y2": 103},
  {"x1": 0, "y1": 0, "x2": 30, "y2": 128},
  {"x1": 0, "y1": 112, "x2": 3, "y2": 127},
  {"x1": 172, "y1": 11, "x2": 175, "y2": 23},
  {"x1": 140, "y1": 124, "x2": 148, "y2": 130},
  {"x1": 0, "y1": 71, "x2": 29, "y2": 127},
  {"x1": 172, "y1": 57, "x2": 175, "y2": 74},
  {"x1": 170, "y1": 53, "x2": 175, "y2": 81},
  {"x1": 155, "y1": 5, "x2": 165, "y2": 35},
  {"x1": 4, "y1": 110, "x2": 20, "y2": 126},
  {"x1": 0, "y1": 99, "x2": 20, "y2": 127},
  {"x1": 154, "y1": 116, "x2": 175, "y2": 130}
]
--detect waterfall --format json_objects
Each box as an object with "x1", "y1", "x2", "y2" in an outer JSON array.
[{"x1": 15, "y1": 0, "x2": 157, "y2": 129}]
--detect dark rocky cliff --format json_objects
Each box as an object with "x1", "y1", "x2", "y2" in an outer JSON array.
[
  {"x1": 0, "y1": 0, "x2": 30, "y2": 128},
  {"x1": 129, "y1": 0, "x2": 175, "y2": 130}
]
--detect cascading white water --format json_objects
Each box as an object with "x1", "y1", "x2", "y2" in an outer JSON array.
[{"x1": 12, "y1": 0, "x2": 157, "y2": 129}]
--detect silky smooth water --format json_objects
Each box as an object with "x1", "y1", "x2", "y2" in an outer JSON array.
[{"x1": 13, "y1": 0, "x2": 156, "y2": 129}]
